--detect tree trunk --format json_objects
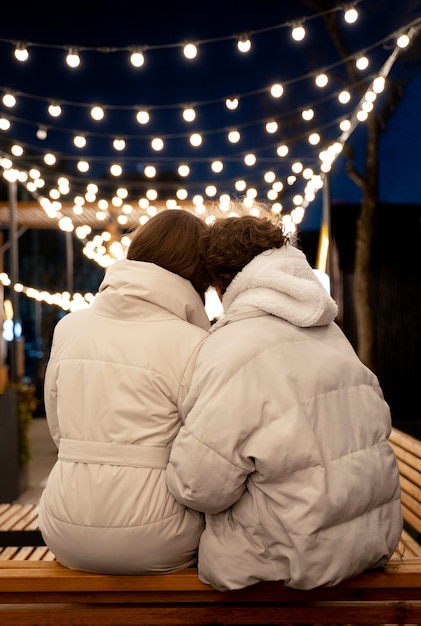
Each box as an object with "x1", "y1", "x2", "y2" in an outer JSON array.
[{"x1": 352, "y1": 117, "x2": 378, "y2": 369}]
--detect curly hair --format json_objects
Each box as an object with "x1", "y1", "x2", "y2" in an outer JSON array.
[
  {"x1": 127, "y1": 210, "x2": 211, "y2": 302},
  {"x1": 200, "y1": 215, "x2": 288, "y2": 295}
]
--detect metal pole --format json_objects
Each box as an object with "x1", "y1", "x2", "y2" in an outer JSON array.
[
  {"x1": 65, "y1": 231, "x2": 74, "y2": 294},
  {"x1": 322, "y1": 173, "x2": 332, "y2": 281},
  {"x1": 9, "y1": 180, "x2": 19, "y2": 383}
]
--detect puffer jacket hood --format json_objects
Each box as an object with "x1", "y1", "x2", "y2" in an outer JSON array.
[
  {"x1": 220, "y1": 245, "x2": 338, "y2": 327},
  {"x1": 92, "y1": 258, "x2": 210, "y2": 330}
]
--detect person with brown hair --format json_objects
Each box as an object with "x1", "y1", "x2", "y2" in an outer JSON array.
[
  {"x1": 166, "y1": 211, "x2": 402, "y2": 591},
  {"x1": 39, "y1": 209, "x2": 211, "y2": 574}
]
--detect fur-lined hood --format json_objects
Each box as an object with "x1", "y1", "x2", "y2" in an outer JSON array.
[{"x1": 218, "y1": 245, "x2": 338, "y2": 328}]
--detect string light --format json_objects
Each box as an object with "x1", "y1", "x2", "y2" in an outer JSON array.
[
  {"x1": 302, "y1": 108, "x2": 314, "y2": 120},
  {"x1": 36, "y1": 126, "x2": 48, "y2": 140},
  {"x1": 244, "y1": 153, "x2": 256, "y2": 166},
  {"x1": 265, "y1": 120, "x2": 279, "y2": 134},
  {"x1": 189, "y1": 133, "x2": 202, "y2": 147},
  {"x1": 338, "y1": 90, "x2": 351, "y2": 104},
  {"x1": 291, "y1": 23, "x2": 306, "y2": 41},
  {"x1": 355, "y1": 55, "x2": 369, "y2": 70},
  {"x1": 77, "y1": 160, "x2": 90, "y2": 172},
  {"x1": 397, "y1": 33, "x2": 410, "y2": 48},
  {"x1": 177, "y1": 164, "x2": 190, "y2": 177},
  {"x1": 136, "y1": 109, "x2": 150, "y2": 124},
  {"x1": 43, "y1": 153, "x2": 56, "y2": 166},
  {"x1": 112, "y1": 138, "x2": 126, "y2": 151},
  {"x1": 0, "y1": 7, "x2": 419, "y2": 272},
  {"x1": 2, "y1": 93, "x2": 16, "y2": 107},
  {"x1": 270, "y1": 83, "x2": 284, "y2": 98},
  {"x1": 176, "y1": 188, "x2": 188, "y2": 200},
  {"x1": 276, "y1": 144, "x2": 289, "y2": 157},
  {"x1": 73, "y1": 135, "x2": 87, "y2": 148},
  {"x1": 182, "y1": 107, "x2": 196, "y2": 122},
  {"x1": 110, "y1": 164, "x2": 123, "y2": 176},
  {"x1": 183, "y1": 43, "x2": 198, "y2": 59},
  {"x1": 14, "y1": 43, "x2": 29, "y2": 62},
  {"x1": 0, "y1": 272, "x2": 94, "y2": 311},
  {"x1": 66, "y1": 48, "x2": 80, "y2": 68},
  {"x1": 315, "y1": 73, "x2": 329, "y2": 87},
  {"x1": 90, "y1": 106, "x2": 105, "y2": 120},
  {"x1": 211, "y1": 160, "x2": 224, "y2": 173},
  {"x1": 228, "y1": 130, "x2": 241, "y2": 143},
  {"x1": 144, "y1": 165, "x2": 156, "y2": 178},
  {"x1": 237, "y1": 34, "x2": 252, "y2": 53},
  {"x1": 225, "y1": 97, "x2": 239, "y2": 110},
  {"x1": 48, "y1": 103, "x2": 62, "y2": 117},
  {"x1": 130, "y1": 49, "x2": 145, "y2": 67},
  {"x1": 344, "y1": 6, "x2": 359, "y2": 24}
]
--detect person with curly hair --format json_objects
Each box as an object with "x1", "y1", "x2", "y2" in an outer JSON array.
[{"x1": 166, "y1": 210, "x2": 402, "y2": 592}]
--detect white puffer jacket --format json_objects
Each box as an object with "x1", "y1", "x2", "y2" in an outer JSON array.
[
  {"x1": 166, "y1": 245, "x2": 402, "y2": 591},
  {"x1": 39, "y1": 259, "x2": 210, "y2": 574}
]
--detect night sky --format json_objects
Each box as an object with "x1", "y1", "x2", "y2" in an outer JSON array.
[{"x1": 1, "y1": 0, "x2": 420, "y2": 232}]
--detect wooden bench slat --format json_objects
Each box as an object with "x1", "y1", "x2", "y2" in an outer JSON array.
[
  {"x1": 392, "y1": 447, "x2": 421, "y2": 480},
  {"x1": 0, "y1": 504, "x2": 38, "y2": 531},
  {"x1": 393, "y1": 446, "x2": 421, "y2": 474},
  {"x1": 0, "y1": 561, "x2": 421, "y2": 625},
  {"x1": 0, "y1": 547, "x2": 20, "y2": 560},
  {"x1": 1, "y1": 601, "x2": 420, "y2": 626},
  {"x1": 400, "y1": 490, "x2": 421, "y2": 532},
  {"x1": 0, "y1": 504, "x2": 11, "y2": 516},
  {"x1": 401, "y1": 502, "x2": 421, "y2": 536},
  {"x1": 390, "y1": 428, "x2": 421, "y2": 459},
  {"x1": 398, "y1": 528, "x2": 421, "y2": 557},
  {"x1": 399, "y1": 471, "x2": 421, "y2": 502},
  {"x1": 27, "y1": 547, "x2": 55, "y2": 561},
  {"x1": 1, "y1": 559, "x2": 421, "y2": 591}
]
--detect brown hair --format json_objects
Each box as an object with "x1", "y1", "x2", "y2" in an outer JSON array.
[
  {"x1": 127, "y1": 210, "x2": 210, "y2": 302},
  {"x1": 201, "y1": 215, "x2": 288, "y2": 295}
]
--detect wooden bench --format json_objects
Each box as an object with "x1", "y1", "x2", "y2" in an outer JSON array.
[
  {"x1": 0, "y1": 426, "x2": 420, "y2": 625},
  {"x1": 0, "y1": 503, "x2": 55, "y2": 561},
  {"x1": 0, "y1": 558, "x2": 420, "y2": 625},
  {"x1": 389, "y1": 427, "x2": 421, "y2": 557}
]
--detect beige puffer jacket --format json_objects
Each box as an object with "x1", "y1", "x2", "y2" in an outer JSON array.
[
  {"x1": 166, "y1": 246, "x2": 402, "y2": 591},
  {"x1": 39, "y1": 259, "x2": 210, "y2": 574}
]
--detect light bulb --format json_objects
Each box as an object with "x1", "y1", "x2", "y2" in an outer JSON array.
[
  {"x1": 344, "y1": 7, "x2": 358, "y2": 23},
  {"x1": 36, "y1": 127, "x2": 48, "y2": 140},
  {"x1": 136, "y1": 110, "x2": 150, "y2": 124},
  {"x1": 182, "y1": 107, "x2": 196, "y2": 122},
  {"x1": 130, "y1": 50, "x2": 145, "y2": 67},
  {"x1": 315, "y1": 74, "x2": 328, "y2": 87},
  {"x1": 66, "y1": 49, "x2": 80, "y2": 68},
  {"x1": 356, "y1": 56, "x2": 369, "y2": 70},
  {"x1": 189, "y1": 133, "x2": 202, "y2": 147},
  {"x1": 397, "y1": 34, "x2": 410, "y2": 48},
  {"x1": 14, "y1": 44, "x2": 29, "y2": 62},
  {"x1": 74, "y1": 135, "x2": 87, "y2": 148},
  {"x1": 3, "y1": 93, "x2": 16, "y2": 108},
  {"x1": 48, "y1": 103, "x2": 62, "y2": 117},
  {"x1": 183, "y1": 43, "x2": 197, "y2": 59},
  {"x1": 237, "y1": 36, "x2": 251, "y2": 53},
  {"x1": 151, "y1": 137, "x2": 164, "y2": 151},
  {"x1": 225, "y1": 97, "x2": 239, "y2": 110},
  {"x1": 270, "y1": 83, "x2": 284, "y2": 98},
  {"x1": 91, "y1": 106, "x2": 105, "y2": 121},
  {"x1": 291, "y1": 24, "x2": 306, "y2": 41},
  {"x1": 228, "y1": 130, "x2": 240, "y2": 143}
]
